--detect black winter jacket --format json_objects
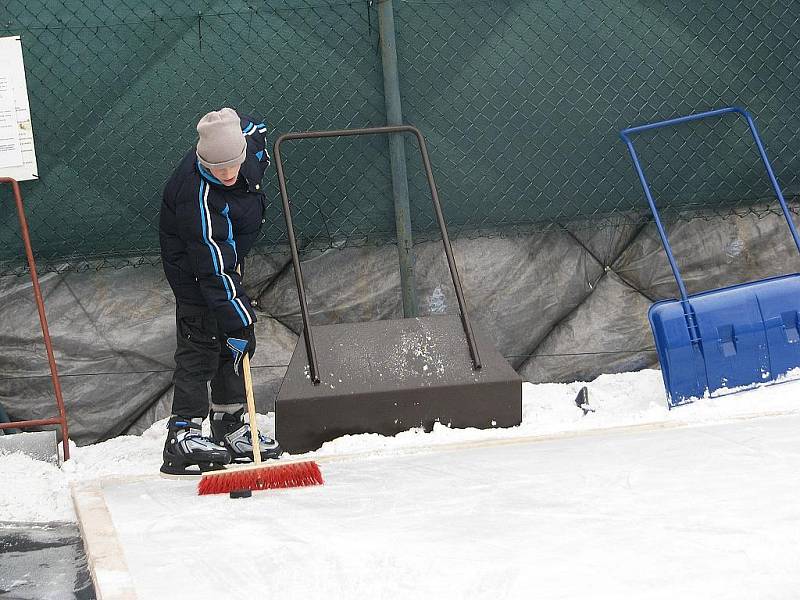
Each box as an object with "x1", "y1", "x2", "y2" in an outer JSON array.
[{"x1": 159, "y1": 113, "x2": 271, "y2": 333}]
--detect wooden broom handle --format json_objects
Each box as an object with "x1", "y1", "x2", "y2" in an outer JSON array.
[
  {"x1": 242, "y1": 353, "x2": 262, "y2": 466},
  {"x1": 236, "y1": 263, "x2": 262, "y2": 465}
]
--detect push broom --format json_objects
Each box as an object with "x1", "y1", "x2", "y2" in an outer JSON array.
[{"x1": 197, "y1": 352, "x2": 323, "y2": 496}]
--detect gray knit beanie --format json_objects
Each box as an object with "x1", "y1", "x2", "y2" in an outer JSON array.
[{"x1": 196, "y1": 108, "x2": 246, "y2": 169}]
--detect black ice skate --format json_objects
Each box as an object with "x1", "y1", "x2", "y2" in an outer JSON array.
[
  {"x1": 210, "y1": 408, "x2": 282, "y2": 463},
  {"x1": 160, "y1": 416, "x2": 232, "y2": 477}
]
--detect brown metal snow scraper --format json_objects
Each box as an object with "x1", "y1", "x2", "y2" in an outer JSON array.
[{"x1": 272, "y1": 126, "x2": 522, "y2": 454}]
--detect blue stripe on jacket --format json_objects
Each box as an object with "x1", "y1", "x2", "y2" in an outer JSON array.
[
  {"x1": 198, "y1": 179, "x2": 222, "y2": 280},
  {"x1": 197, "y1": 180, "x2": 250, "y2": 326},
  {"x1": 221, "y1": 204, "x2": 238, "y2": 266}
]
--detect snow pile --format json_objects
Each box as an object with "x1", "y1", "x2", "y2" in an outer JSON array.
[
  {"x1": 311, "y1": 368, "x2": 800, "y2": 456},
  {"x1": 0, "y1": 453, "x2": 74, "y2": 522},
  {"x1": 2, "y1": 368, "x2": 800, "y2": 524}
]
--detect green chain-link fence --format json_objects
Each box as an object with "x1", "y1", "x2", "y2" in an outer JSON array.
[{"x1": 1, "y1": 0, "x2": 799, "y2": 275}]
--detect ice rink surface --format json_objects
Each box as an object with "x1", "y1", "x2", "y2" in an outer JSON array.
[{"x1": 99, "y1": 414, "x2": 800, "y2": 600}]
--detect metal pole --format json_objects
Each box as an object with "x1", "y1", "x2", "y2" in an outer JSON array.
[
  {"x1": 413, "y1": 130, "x2": 482, "y2": 370},
  {"x1": 619, "y1": 138, "x2": 690, "y2": 303},
  {"x1": 272, "y1": 142, "x2": 321, "y2": 385},
  {"x1": 1, "y1": 177, "x2": 71, "y2": 459},
  {"x1": 377, "y1": 0, "x2": 418, "y2": 317},
  {"x1": 0, "y1": 417, "x2": 63, "y2": 430}
]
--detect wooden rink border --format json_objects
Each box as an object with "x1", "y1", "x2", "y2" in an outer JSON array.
[
  {"x1": 71, "y1": 477, "x2": 144, "y2": 600},
  {"x1": 70, "y1": 408, "x2": 798, "y2": 599}
]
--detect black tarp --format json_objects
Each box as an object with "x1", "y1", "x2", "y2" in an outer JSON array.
[{"x1": 2, "y1": 207, "x2": 799, "y2": 444}]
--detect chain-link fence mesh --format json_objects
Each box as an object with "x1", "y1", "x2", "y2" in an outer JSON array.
[
  {"x1": 397, "y1": 0, "x2": 800, "y2": 238},
  {"x1": 1, "y1": 0, "x2": 799, "y2": 275}
]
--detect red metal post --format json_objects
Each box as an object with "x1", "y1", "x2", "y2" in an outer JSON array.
[{"x1": 0, "y1": 177, "x2": 71, "y2": 460}]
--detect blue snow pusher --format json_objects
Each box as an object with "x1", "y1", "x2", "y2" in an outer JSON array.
[{"x1": 621, "y1": 107, "x2": 800, "y2": 406}]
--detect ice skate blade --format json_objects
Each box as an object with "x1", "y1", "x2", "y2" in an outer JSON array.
[
  {"x1": 159, "y1": 462, "x2": 227, "y2": 479},
  {"x1": 230, "y1": 451, "x2": 283, "y2": 464},
  {"x1": 159, "y1": 470, "x2": 204, "y2": 480}
]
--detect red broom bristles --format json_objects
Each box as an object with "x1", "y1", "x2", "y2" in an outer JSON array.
[{"x1": 198, "y1": 460, "x2": 324, "y2": 495}]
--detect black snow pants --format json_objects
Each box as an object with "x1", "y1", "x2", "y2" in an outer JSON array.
[{"x1": 171, "y1": 304, "x2": 246, "y2": 418}]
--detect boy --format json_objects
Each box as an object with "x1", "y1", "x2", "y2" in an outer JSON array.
[{"x1": 158, "y1": 107, "x2": 280, "y2": 475}]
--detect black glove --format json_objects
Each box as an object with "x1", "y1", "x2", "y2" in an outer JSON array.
[{"x1": 225, "y1": 324, "x2": 255, "y2": 375}]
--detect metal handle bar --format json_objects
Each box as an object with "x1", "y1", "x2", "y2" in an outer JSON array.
[
  {"x1": 273, "y1": 125, "x2": 482, "y2": 385},
  {"x1": 620, "y1": 106, "x2": 800, "y2": 302}
]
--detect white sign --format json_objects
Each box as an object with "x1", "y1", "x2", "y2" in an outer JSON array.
[{"x1": 0, "y1": 36, "x2": 38, "y2": 181}]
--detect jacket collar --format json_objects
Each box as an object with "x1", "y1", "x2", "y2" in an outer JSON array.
[
  {"x1": 196, "y1": 159, "x2": 252, "y2": 191},
  {"x1": 196, "y1": 159, "x2": 223, "y2": 185}
]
